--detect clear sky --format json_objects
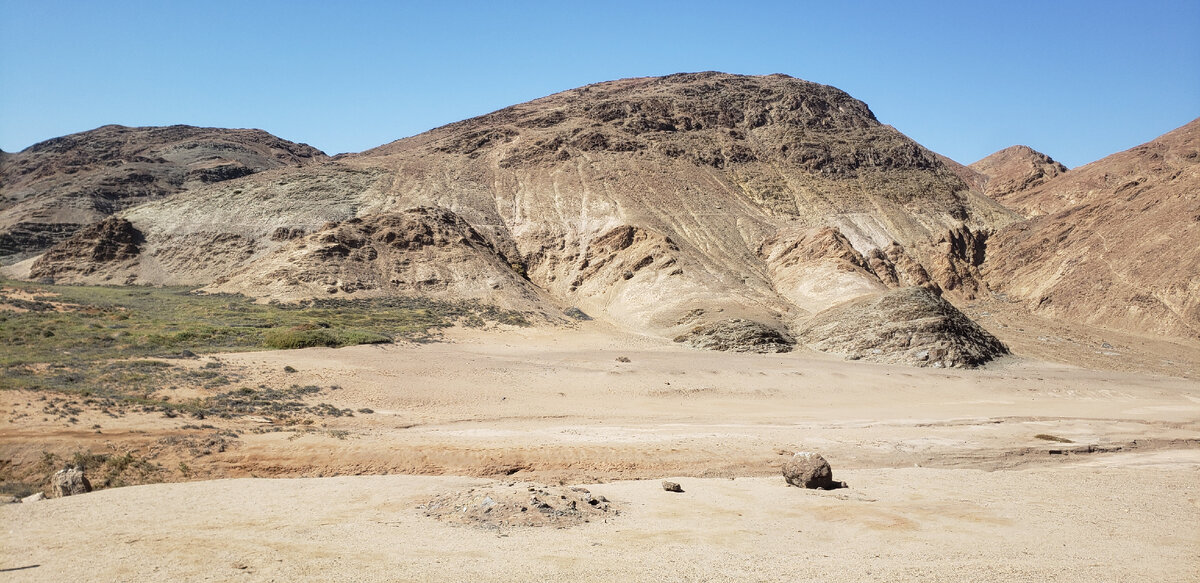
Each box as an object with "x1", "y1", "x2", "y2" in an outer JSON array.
[{"x1": 1, "y1": 1, "x2": 1196, "y2": 168}]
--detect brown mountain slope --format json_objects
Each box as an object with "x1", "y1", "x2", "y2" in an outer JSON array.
[
  {"x1": 983, "y1": 118, "x2": 1200, "y2": 339},
  {"x1": 334, "y1": 72, "x2": 1018, "y2": 317},
  {"x1": 935, "y1": 153, "x2": 987, "y2": 195},
  {"x1": 26, "y1": 73, "x2": 1018, "y2": 364},
  {"x1": 0, "y1": 124, "x2": 326, "y2": 262},
  {"x1": 968, "y1": 145, "x2": 1068, "y2": 215}
]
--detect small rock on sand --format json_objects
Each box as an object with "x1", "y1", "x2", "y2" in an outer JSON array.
[
  {"x1": 782, "y1": 452, "x2": 842, "y2": 489},
  {"x1": 662, "y1": 481, "x2": 683, "y2": 492}
]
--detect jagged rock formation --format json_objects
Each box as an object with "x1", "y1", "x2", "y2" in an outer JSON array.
[
  {"x1": 920, "y1": 225, "x2": 991, "y2": 300},
  {"x1": 758, "y1": 225, "x2": 939, "y2": 315},
  {"x1": 0, "y1": 124, "x2": 325, "y2": 262},
  {"x1": 29, "y1": 217, "x2": 143, "y2": 282},
  {"x1": 983, "y1": 118, "x2": 1200, "y2": 339},
  {"x1": 207, "y1": 207, "x2": 550, "y2": 311},
  {"x1": 968, "y1": 145, "x2": 1068, "y2": 213},
  {"x1": 796, "y1": 287, "x2": 1009, "y2": 368}
]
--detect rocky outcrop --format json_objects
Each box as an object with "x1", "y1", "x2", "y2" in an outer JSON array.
[
  {"x1": 921, "y1": 225, "x2": 990, "y2": 300},
  {"x1": 674, "y1": 318, "x2": 794, "y2": 353},
  {"x1": 760, "y1": 226, "x2": 940, "y2": 314},
  {"x1": 206, "y1": 207, "x2": 549, "y2": 312},
  {"x1": 796, "y1": 287, "x2": 1008, "y2": 368},
  {"x1": 51, "y1": 467, "x2": 92, "y2": 497},
  {"x1": 29, "y1": 217, "x2": 143, "y2": 281}
]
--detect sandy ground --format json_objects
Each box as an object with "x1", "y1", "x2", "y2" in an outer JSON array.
[{"x1": 3, "y1": 324, "x2": 1200, "y2": 581}]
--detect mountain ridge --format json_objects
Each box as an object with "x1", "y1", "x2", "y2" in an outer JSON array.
[
  {"x1": 11, "y1": 74, "x2": 1194, "y2": 363},
  {"x1": 0, "y1": 124, "x2": 327, "y2": 263},
  {"x1": 981, "y1": 117, "x2": 1200, "y2": 339}
]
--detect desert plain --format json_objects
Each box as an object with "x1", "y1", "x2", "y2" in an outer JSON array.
[{"x1": 3, "y1": 317, "x2": 1199, "y2": 582}]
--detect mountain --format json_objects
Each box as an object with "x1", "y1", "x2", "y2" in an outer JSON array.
[
  {"x1": 967, "y1": 145, "x2": 1068, "y2": 215},
  {"x1": 0, "y1": 124, "x2": 326, "y2": 262},
  {"x1": 983, "y1": 118, "x2": 1200, "y2": 339},
  {"x1": 18, "y1": 73, "x2": 1034, "y2": 365}
]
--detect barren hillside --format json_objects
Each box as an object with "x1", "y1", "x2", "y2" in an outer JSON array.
[
  {"x1": 0, "y1": 125, "x2": 326, "y2": 262},
  {"x1": 21, "y1": 74, "x2": 1024, "y2": 364},
  {"x1": 968, "y1": 145, "x2": 1067, "y2": 214},
  {"x1": 983, "y1": 118, "x2": 1200, "y2": 339}
]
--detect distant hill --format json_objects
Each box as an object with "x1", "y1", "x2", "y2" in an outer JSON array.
[
  {"x1": 968, "y1": 145, "x2": 1068, "y2": 215},
  {"x1": 0, "y1": 124, "x2": 326, "y2": 262},
  {"x1": 983, "y1": 118, "x2": 1200, "y2": 338}
]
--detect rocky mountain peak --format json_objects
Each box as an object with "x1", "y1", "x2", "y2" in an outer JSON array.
[
  {"x1": 362, "y1": 73, "x2": 948, "y2": 183},
  {"x1": 968, "y1": 144, "x2": 1067, "y2": 208}
]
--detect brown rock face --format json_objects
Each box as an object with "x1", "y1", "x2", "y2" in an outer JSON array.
[
  {"x1": 782, "y1": 452, "x2": 837, "y2": 489},
  {"x1": 922, "y1": 225, "x2": 991, "y2": 300},
  {"x1": 29, "y1": 216, "x2": 143, "y2": 281},
  {"x1": 983, "y1": 118, "x2": 1200, "y2": 339},
  {"x1": 0, "y1": 124, "x2": 325, "y2": 262}
]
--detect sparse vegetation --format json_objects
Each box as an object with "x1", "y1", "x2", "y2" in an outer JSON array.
[
  {"x1": 1034, "y1": 434, "x2": 1074, "y2": 443},
  {"x1": 0, "y1": 281, "x2": 517, "y2": 498},
  {"x1": 4, "y1": 448, "x2": 167, "y2": 496},
  {"x1": 0, "y1": 280, "x2": 533, "y2": 409},
  {"x1": 0, "y1": 280, "x2": 532, "y2": 373}
]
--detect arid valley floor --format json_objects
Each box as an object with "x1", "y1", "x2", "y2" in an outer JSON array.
[{"x1": 3, "y1": 320, "x2": 1199, "y2": 581}]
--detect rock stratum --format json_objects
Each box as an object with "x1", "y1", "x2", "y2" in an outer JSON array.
[{"x1": 8, "y1": 74, "x2": 1196, "y2": 362}]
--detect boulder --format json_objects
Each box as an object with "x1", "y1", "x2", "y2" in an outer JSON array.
[
  {"x1": 782, "y1": 452, "x2": 841, "y2": 489},
  {"x1": 51, "y1": 467, "x2": 92, "y2": 497},
  {"x1": 21, "y1": 492, "x2": 45, "y2": 503}
]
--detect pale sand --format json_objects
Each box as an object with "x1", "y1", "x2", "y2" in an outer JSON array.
[{"x1": 3, "y1": 324, "x2": 1199, "y2": 581}]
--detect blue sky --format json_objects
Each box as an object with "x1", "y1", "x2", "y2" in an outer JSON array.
[{"x1": 1, "y1": 1, "x2": 1196, "y2": 167}]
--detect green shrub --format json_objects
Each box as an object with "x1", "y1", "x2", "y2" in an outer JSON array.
[
  {"x1": 263, "y1": 328, "x2": 338, "y2": 349},
  {"x1": 264, "y1": 327, "x2": 390, "y2": 350}
]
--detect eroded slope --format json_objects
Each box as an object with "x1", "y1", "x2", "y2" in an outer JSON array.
[
  {"x1": 0, "y1": 125, "x2": 326, "y2": 262},
  {"x1": 25, "y1": 73, "x2": 1025, "y2": 363}
]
